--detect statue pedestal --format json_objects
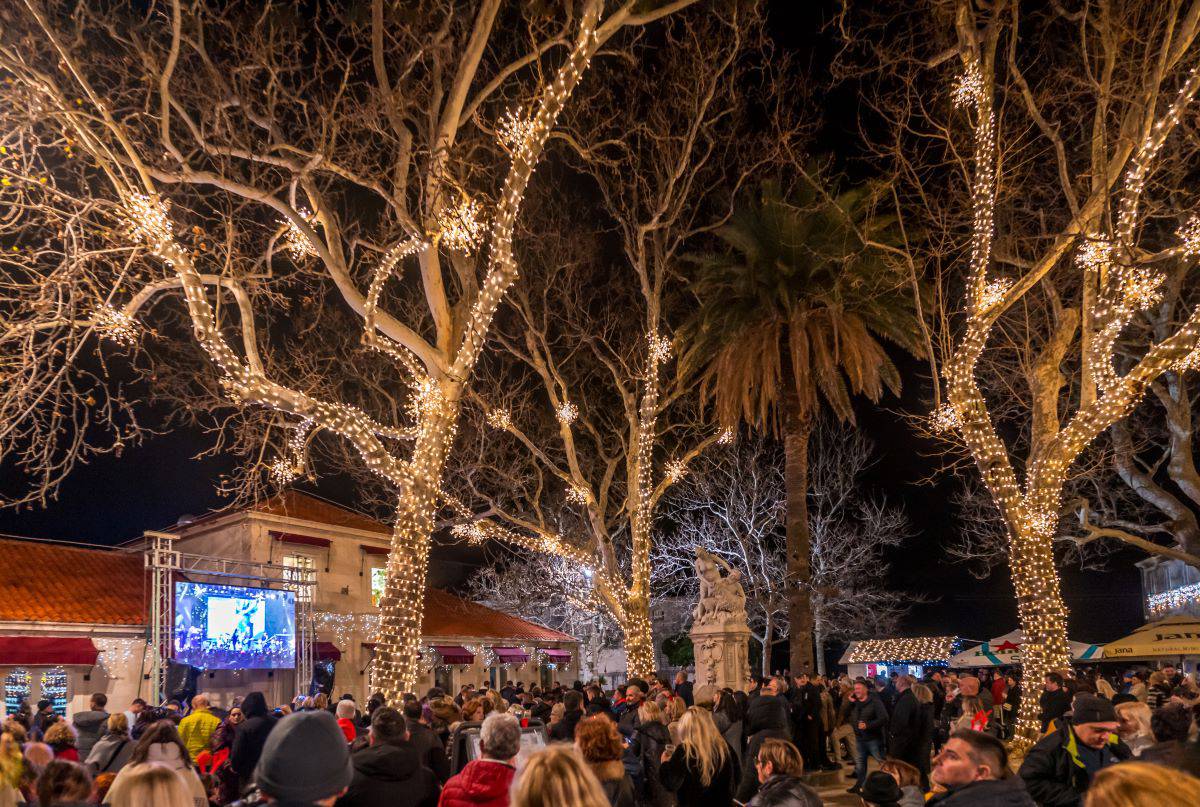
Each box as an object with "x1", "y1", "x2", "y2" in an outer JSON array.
[{"x1": 690, "y1": 620, "x2": 751, "y2": 693}]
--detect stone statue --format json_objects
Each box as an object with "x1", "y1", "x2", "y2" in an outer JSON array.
[{"x1": 692, "y1": 547, "x2": 747, "y2": 628}]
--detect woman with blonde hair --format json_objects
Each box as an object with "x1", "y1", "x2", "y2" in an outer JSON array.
[
  {"x1": 659, "y1": 706, "x2": 740, "y2": 806},
  {"x1": 665, "y1": 696, "x2": 687, "y2": 746},
  {"x1": 86, "y1": 712, "x2": 133, "y2": 774},
  {"x1": 106, "y1": 761, "x2": 194, "y2": 807},
  {"x1": 511, "y1": 745, "x2": 610, "y2": 807},
  {"x1": 1096, "y1": 677, "x2": 1117, "y2": 701},
  {"x1": 43, "y1": 721, "x2": 79, "y2": 761},
  {"x1": 1114, "y1": 701, "x2": 1154, "y2": 756},
  {"x1": 1084, "y1": 760, "x2": 1200, "y2": 806},
  {"x1": 0, "y1": 731, "x2": 24, "y2": 807}
]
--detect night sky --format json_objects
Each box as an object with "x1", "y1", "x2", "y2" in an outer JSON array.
[{"x1": 0, "y1": 0, "x2": 1149, "y2": 657}]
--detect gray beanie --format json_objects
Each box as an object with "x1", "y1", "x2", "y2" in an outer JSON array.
[
  {"x1": 1072, "y1": 694, "x2": 1117, "y2": 725},
  {"x1": 254, "y1": 710, "x2": 353, "y2": 802}
]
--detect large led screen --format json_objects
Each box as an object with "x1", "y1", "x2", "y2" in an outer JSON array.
[{"x1": 174, "y1": 582, "x2": 296, "y2": 669}]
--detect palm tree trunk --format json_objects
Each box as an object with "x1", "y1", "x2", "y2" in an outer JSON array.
[
  {"x1": 762, "y1": 618, "x2": 774, "y2": 677},
  {"x1": 784, "y1": 385, "x2": 815, "y2": 675}
]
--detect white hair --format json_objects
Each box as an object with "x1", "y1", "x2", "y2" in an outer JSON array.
[
  {"x1": 480, "y1": 712, "x2": 521, "y2": 760},
  {"x1": 336, "y1": 699, "x2": 356, "y2": 719}
]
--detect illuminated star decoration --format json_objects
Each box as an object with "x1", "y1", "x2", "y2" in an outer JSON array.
[
  {"x1": 281, "y1": 208, "x2": 319, "y2": 260},
  {"x1": 664, "y1": 459, "x2": 687, "y2": 483},
  {"x1": 556, "y1": 401, "x2": 578, "y2": 425},
  {"x1": 496, "y1": 108, "x2": 536, "y2": 152},
  {"x1": 566, "y1": 483, "x2": 590, "y2": 505},
  {"x1": 647, "y1": 331, "x2": 672, "y2": 365},
  {"x1": 1177, "y1": 215, "x2": 1200, "y2": 258},
  {"x1": 436, "y1": 197, "x2": 486, "y2": 255},
  {"x1": 92, "y1": 304, "x2": 139, "y2": 347},
  {"x1": 930, "y1": 403, "x2": 962, "y2": 433},
  {"x1": 486, "y1": 407, "x2": 513, "y2": 430}
]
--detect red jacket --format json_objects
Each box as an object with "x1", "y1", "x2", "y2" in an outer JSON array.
[
  {"x1": 337, "y1": 717, "x2": 358, "y2": 743},
  {"x1": 438, "y1": 759, "x2": 515, "y2": 807}
]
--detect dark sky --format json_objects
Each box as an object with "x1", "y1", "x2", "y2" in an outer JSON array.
[{"x1": 0, "y1": 0, "x2": 1149, "y2": 655}]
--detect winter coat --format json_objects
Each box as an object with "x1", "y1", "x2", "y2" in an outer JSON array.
[
  {"x1": 675, "y1": 681, "x2": 694, "y2": 706},
  {"x1": 49, "y1": 743, "x2": 79, "y2": 761},
  {"x1": 927, "y1": 777, "x2": 1037, "y2": 807},
  {"x1": 745, "y1": 774, "x2": 821, "y2": 807},
  {"x1": 72, "y1": 709, "x2": 109, "y2": 758},
  {"x1": 631, "y1": 719, "x2": 672, "y2": 807},
  {"x1": 85, "y1": 731, "x2": 133, "y2": 774},
  {"x1": 659, "y1": 742, "x2": 740, "y2": 807},
  {"x1": 1038, "y1": 689, "x2": 1072, "y2": 731},
  {"x1": 588, "y1": 759, "x2": 637, "y2": 807},
  {"x1": 338, "y1": 717, "x2": 358, "y2": 743},
  {"x1": 737, "y1": 695, "x2": 792, "y2": 803},
  {"x1": 230, "y1": 692, "x2": 278, "y2": 787},
  {"x1": 335, "y1": 741, "x2": 439, "y2": 807},
  {"x1": 179, "y1": 708, "x2": 222, "y2": 762},
  {"x1": 548, "y1": 708, "x2": 584, "y2": 742},
  {"x1": 104, "y1": 742, "x2": 208, "y2": 807},
  {"x1": 848, "y1": 692, "x2": 889, "y2": 742},
  {"x1": 1018, "y1": 723, "x2": 1132, "y2": 807},
  {"x1": 406, "y1": 719, "x2": 451, "y2": 784},
  {"x1": 723, "y1": 718, "x2": 744, "y2": 759},
  {"x1": 899, "y1": 784, "x2": 925, "y2": 807},
  {"x1": 888, "y1": 690, "x2": 922, "y2": 762},
  {"x1": 1146, "y1": 683, "x2": 1172, "y2": 710},
  {"x1": 436, "y1": 759, "x2": 514, "y2": 807}
]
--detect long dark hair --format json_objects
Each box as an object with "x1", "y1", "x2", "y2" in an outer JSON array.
[
  {"x1": 129, "y1": 720, "x2": 193, "y2": 770},
  {"x1": 241, "y1": 692, "x2": 270, "y2": 720},
  {"x1": 714, "y1": 689, "x2": 742, "y2": 724}
]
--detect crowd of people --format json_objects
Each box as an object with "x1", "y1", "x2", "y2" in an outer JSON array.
[{"x1": 3, "y1": 664, "x2": 1200, "y2": 806}]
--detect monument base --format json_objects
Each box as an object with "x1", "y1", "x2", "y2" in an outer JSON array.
[{"x1": 690, "y1": 621, "x2": 751, "y2": 693}]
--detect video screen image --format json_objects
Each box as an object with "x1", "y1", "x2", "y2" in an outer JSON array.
[{"x1": 174, "y1": 582, "x2": 296, "y2": 670}]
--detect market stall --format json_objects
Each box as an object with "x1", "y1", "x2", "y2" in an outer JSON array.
[
  {"x1": 949, "y1": 629, "x2": 1103, "y2": 669},
  {"x1": 839, "y1": 636, "x2": 960, "y2": 680},
  {"x1": 1103, "y1": 615, "x2": 1200, "y2": 672}
]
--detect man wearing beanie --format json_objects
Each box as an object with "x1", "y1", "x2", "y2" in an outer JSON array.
[
  {"x1": 235, "y1": 710, "x2": 354, "y2": 806},
  {"x1": 1019, "y1": 694, "x2": 1131, "y2": 806}
]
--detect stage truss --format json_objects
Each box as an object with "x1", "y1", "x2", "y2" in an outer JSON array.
[{"x1": 144, "y1": 531, "x2": 316, "y2": 703}]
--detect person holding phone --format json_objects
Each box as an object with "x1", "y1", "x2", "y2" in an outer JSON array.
[{"x1": 847, "y1": 679, "x2": 888, "y2": 795}]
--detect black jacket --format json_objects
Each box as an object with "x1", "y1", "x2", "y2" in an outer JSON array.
[
  {"x1": 230, "y1": 693, "x2": 278, "y2": 785},
  {"x1": 848, "y1": 693, "x2": 889, "y2": 742},
  {"x1": 549, "y1": 708, "x2": 584, "y2": 742},
  {"x1": 405, "y1": 719, "x2": 450, "y2": 784},
  {"x1": 660, "y1": 743, "x2": 740, "y2": 807},
  {"x1": 888, "y1": 689, "x2": 921, "y2": 760},
  {"x1": 736, "y1": 695, "x2": 791, "y2": 803},
  {"x1": 335, "y1": 742, "x2": 439, "y2": 807},
  {"x1": 746, "y1": 774, "x2": 821, "y2": 807},
  {"x1": 631, "y1": 720, "x2": 672, "y2": 807},
  {"x1": 675, "y1": 681, "x2": 694, "y2": 706},
  {"x1": 927, "y1": 778, "x2": 1037, "y2": 807},
  {"x1": 1038, "y1": 689, "x2": 1072, "y2": 731},
  {"x1": 1018, "y1": 724, "x2": 1132, "y2": 807}
]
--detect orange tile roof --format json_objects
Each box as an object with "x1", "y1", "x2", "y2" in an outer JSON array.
[
  {"x1": 179, "y1": 490, "x2": 392, "y2": 536},
  {"x1": 0, "y1": 537, "x2": 146, "y2": 625},
  {"x1": 421, "y1": 589, "x2": 574, "y2": 642}
]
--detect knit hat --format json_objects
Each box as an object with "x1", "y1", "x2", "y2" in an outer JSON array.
[
  {"x1": 1072, "y1": 694, "x2": 1118, "y2": 725},
  {"x1": 254, "y1": 710, "x2": 353, "y2": 803},
  {"x1": 860, "y1": 771, "x2": 902, "y2": 806}
]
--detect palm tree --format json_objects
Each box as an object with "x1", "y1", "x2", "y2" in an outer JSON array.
[{"x1": 682, "y1": 173, "x2": 924, "y2": 674}]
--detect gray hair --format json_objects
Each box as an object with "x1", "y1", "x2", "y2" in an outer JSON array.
[
  {"x1": 480, "y1": 712, "x2": 521, "y2": 760},
  {"x1": 335, "y1": 699, "x2": 357, "y2": 719}
]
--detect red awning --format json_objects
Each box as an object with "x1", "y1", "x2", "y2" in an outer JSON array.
[
  {"x1": 492, "y1": 647, "x2": 529, "y2": 664},
  {"x1": 359, "y1": 544, "x2": 389, "y2": 556},
  {"x1": 0, "y1": 637, "x2": 99, "y2": 666},
  {"x1": 432, "y1": 645, "x2": 474, "y2": 665},
  {"x1": 271, "y1": 531, "x2": 331, "y2": 548},
  {"x1": 315, "y1": 641, "x2": 342, "y2": 662},
  {"x1": 539, "y1": 648, "x2": 572, "y2": 662}
]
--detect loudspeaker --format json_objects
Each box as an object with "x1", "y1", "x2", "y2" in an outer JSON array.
[
  {"x1": 310, "y1": 660, "x2": 335, "y2": 697},
  {"x1": 165, "y1": 661, "x2": 201, "y2": 705}
]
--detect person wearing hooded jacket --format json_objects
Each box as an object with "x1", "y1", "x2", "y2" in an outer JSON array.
[
  {"x1": 229, "y1": 691, "x2": 277, "y2": 792},
  {"x1": 103, "y1": 720, "x2": 208, "y2": 807},
  {"x1": 1018, "y1": 695, "x2": 1132, "y2": 807},
  {"x1": 336, "y1": 706, "x2": 438, "y2": 807}
]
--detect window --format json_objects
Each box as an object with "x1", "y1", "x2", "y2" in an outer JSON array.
[
  {"x1": 4, "y1": 669, "x2": 29, "y2": 716},
  {"x1": 370, "y1": 567, "x2": 387, "y2": 608},
  {"x1": 40, "y1": 668, "x2": 67, "y2": 716},
  {"x1": 283, "y1": 554, "x2": 316, "y2": 603}
]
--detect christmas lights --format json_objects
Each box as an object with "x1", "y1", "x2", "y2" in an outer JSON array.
[
  {"x1": 930, "y1": 403, "x2": 962, "y2": 433},
  {"x1": 1148, "y1": 581, "x2": 1200, "y2": 616},
  {"x1": 123, "y1": 192, "x2": 173, "y2": 248},
  {"x1": 281, "y1": 208, "x2": 319, "y2": 260},
  {"x1": 486, "y1": 408, "x2": 513, "y2": 431},
  {"x1": 555, "y1": 401, "x2": 578, "y2": 425},
  {"x1": 717, "y1": 427, "x2": 735, "y2": 445},
  {"x1": 845, "y1": 637, "x2": 958, "y2": 664},
  {"x1": 566, "y1": 483, "x2": 591, "y2": 505},
  {"x1": 497, "y1": 108, "x2": 535, "y2": 152},
  {"x1": 1178, "y1": 216, "x2": 1200, "y2": 258},
  {"x1": 92, "y1": 304, "x2": 138, "y2": 346},
  {"x1": 665, "y1": 459, "x2": 688, "y2": 483},
  {"x1": 436, "y1": 197, "x2": 486, "y2": 255},
  {"x1": 647, "y1": 331, "x2": 672, "y2": 365}
]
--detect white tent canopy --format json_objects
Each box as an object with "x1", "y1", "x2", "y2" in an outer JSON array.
[{"x1": 949, "y1": 629, "x2": 1104, "y2": 669}]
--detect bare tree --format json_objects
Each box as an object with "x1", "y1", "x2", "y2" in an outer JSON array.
[
  {"x1": 654, "y1": 427, "x2": 913, "y2": 676},
  {"x1": 840, "y1": 0, "x2": 1200, "y2": 747},
  {"x1": 0, "y1": 0, "x2": 699, "y2": 699}
]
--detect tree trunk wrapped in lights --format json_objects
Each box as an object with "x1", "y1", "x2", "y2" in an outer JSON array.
[
  {"x1": 938, "y1": 2, "x2": 1200, "y2": 750},
  {"x1": 0, "y1": 0, "x2": 700, "y2": 701}
]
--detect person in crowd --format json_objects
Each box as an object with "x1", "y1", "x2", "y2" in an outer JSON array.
[
  {"x1": 0, "y1": 730, "x2": 26, "y2": 807},
  {"x1": 745, "y1": 738, "x2": 821, "y2": 807},
  {"x1": 510, "y1": 745, "x2": 609, "y2": 807},
  {"x1": 1039, "y1": 672, "x2": 1073, "y2": 731},
  {"x1": 659, "y1": 706, "x2": 740, "y2": 807},
  {"x1": 336, "y1": 706, "x2": 438, "y2": 807},
  {"x1": 847, "y1": 678, "x2": 889, "y2": 795},
  {"x1": 616, "y1": 680, "x2": 646, "y2": 735},
  {"x1": 1162, "y1": 664, "x2": 1185, "y2": 689},
  {"x1": 878, "y1": 674, "x2": 899, "y2": 714},
  {"x1": 32, "y1": 700, "x2": 57, "y2": 741},
  {"x1": 179, "y1": 694, "x2": 222, "y2": 763},
  {"x1": 428, "y1": 698, "x2": 461, "y2": 749},
  {"x1": 953, "y1": 696, "x2": 990, "y2": 734},
  {"x1": 833, "y1": 681, "x2": 859, "y2": 764},
  {"x1": 229, "y1": 691, "x2": 277, "y2": 792},
  {"x1": 1019, "y1": 694, "x2": 1131, "y2": 805},
  {"x1": 92, "y1": 771, "x2": 118, "y2": 804},
  {"x1": 575, "y1": 715, "x2": 636, "y2": 807},
  {"x1": 788, "y1": 673, "x2": 826, "y2": 772},
  {"x1": 860, "y1": 769, "x2": 904, "y2": 807},
  {"x1": 232, "y1": 711, "x2": 352, "y2": 807},
  {"x1": 34, "y1": 758, "x2": 92, "y2": 807},
  {"x1": 630, "y1": 701, "x2": 671, "y2": 807},
  {"x1": 584, "y1": 685, "x2": 615, "y2": 720},
  {"x1": 674, "y1": 671, "x2": 694, "y2": 707},
  {"x1": 336, "y1": 699, "x2": 359, "y2": 743},
  {"x1": 453, "y1": 685, "x2": 473, "y2": 708},
  {"x1": 888, "y1": 675, "x2": 925, "y2": 774},
  {"x1": 908, "y1": 683, "x2": 936, "y2": 785},
  {"x1": 85, "y1": 713, "x2": 133, "y2": 775},
  {"x1": 106, "y1": 762, "x2": 194, "y2": 807},
  {"x1": 1137, "y1": 701, "x2": 1198, "y2": 772},
  {"x1": 550, "y1": 690, "x2": 585, "y2": 742},
  {"x1": 736, "y1": 677, "x2": 793, "y2": 803},
  {"x1": 661, "y1": 695, "x2": 685, "y2": 746},
  {"x1": 714, "y1": 689, "x2": 745, "y2": 758},
  {"x1": 123, "y1": 699, "x2": 146, "y2": 734},
  {"x1": 1083, "y1": 760, "x2": 1200, "y2": 807},
  {"x1": 458, "y1": 699, "x2": 485, "y2": 725},
  {"x1": 438, "y1": 712, "x2": 520, "y2": 807},
  {"x1": 999, "y1": 674, "x2": 1021, "y2": 740},
  {"x1": 1095, "y1": 677, "x2": 1116, "y2": 701},
  {"x1": 44, "y1": 722, "x2": 79, "y2": 761},
  {"x1": 23, "y1": 742, "x2": 54, "y2": 800},
  {"x1": 104, "y1": 720, "x2": 207, "y2": 807},
  {"x1": 879, "y1": 759, "x2": 924, "y2": 807},
  {"x1": 403, "y1": 700, "x2": 450, "y2": 785},
  {"x1": 928, "y1": 730, "x2": 1035, "y2": 806},
  {"x1": 1146, "y1": 671, "x2": 1173, "y2": 710},
  {"x1": 195, "y1": 710, "x2": 238, "y2": 806},
  {"x1": 1114, "y1": 701, "x2": 1154, "y2": 757},
  {"x1": 72, "y1": 693, "x2": 109, "y2": 760}
]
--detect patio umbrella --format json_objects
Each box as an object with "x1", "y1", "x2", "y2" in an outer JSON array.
[
  {"x1": 1103, "y1": 615, "x2": 1200, "y2": 659},
  {"x1": 949, "y1": 629, "x2": 1103, "y2": 668}
]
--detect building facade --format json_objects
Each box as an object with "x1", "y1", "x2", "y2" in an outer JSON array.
[
  {"x1": 1138, "y1": 556, "x2": 1200, "y2": 620},
  {"x1": 0, "y1": 492, "x2": 579, "y2": 717}
]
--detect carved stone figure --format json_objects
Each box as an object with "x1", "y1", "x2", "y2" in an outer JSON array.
[
  {"x1": 689, "y1": 546, "x2": 751, "y2": 691},
  {"x1": 692, "y1": 547, "x2": 747, "y2": 628}
]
